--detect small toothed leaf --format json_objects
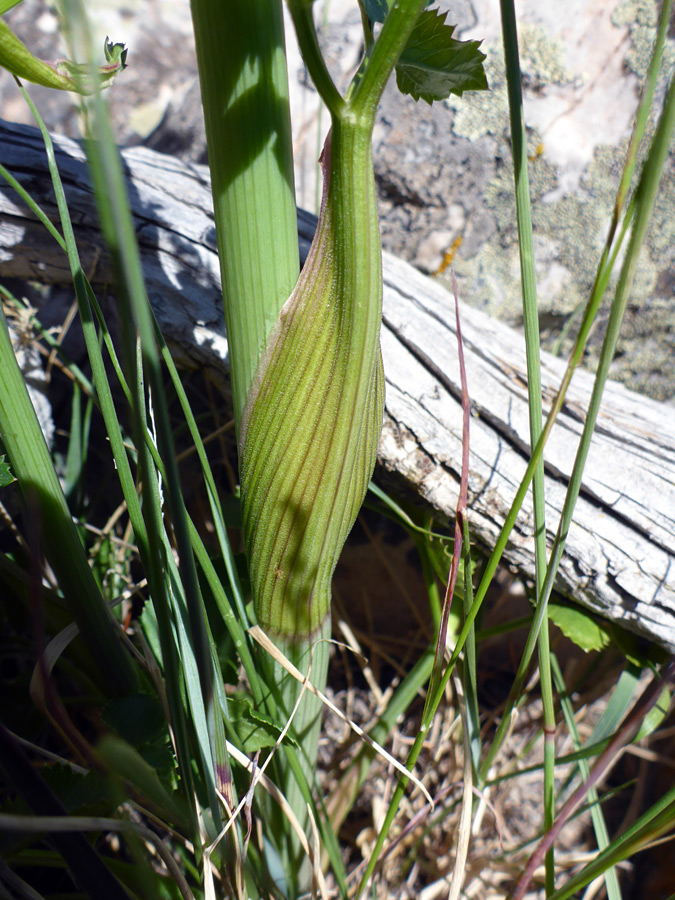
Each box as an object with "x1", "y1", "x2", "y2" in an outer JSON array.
[
  {"x1": 0, "y1": 454, "x2": 14, "y2": 488},
  {"x1": 229, "y1": 697, "x2": 297, "y2": 752},
  {"x1": 395, "y1": 7, "x2": 488, "y2": 104},
  {"x1": 103, "y1": 35, "x2": 127, "y2": 71}
]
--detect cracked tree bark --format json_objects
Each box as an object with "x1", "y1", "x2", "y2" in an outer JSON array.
[{"x1": 1, "y1": 119, "x2": 674, "y2": 649}]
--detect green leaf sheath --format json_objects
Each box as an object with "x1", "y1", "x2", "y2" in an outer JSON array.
[{"x1": 240, "y1": 119, "x2": 385, "y2": 641}]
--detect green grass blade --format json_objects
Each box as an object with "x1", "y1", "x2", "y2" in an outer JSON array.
[
  {"x1": 526, "y1": 61, "x2": 675, "y2": 687},
  {"x1": 0, "y1": 1, "x2": 25, "y2": 15},
  {"x1": 19, "y1": 105, "x2": 196, "y2": 819},
  {"x1": 546, "y1": 789, "x2": 675, "y2": 900},
  {"x1": 586, "y1": 667, "x2": 641, "y2": 744},
  {"x1": 56, "y1": 0, "x2": 230, "y2": 842},
  {"x1": 14, "y1": 85, "x2": 148, "y2": 551},
  {"x1": 0, "y1": 160, "x2": 65, "y2": 247},
  {"x1": 609, "y1": 0, "x2": 673, "y2": 237},
  {"x1": 511, "y1": 0, "x2": 675, "y2": 694},
  {"x1": 76, "y1": 275, "x2": 258, "y2": 720},
  {"x1": 509, "y1": 658, "x2": 675, "y2": 900},
  {"x1": 555, "y1": 664, "x2": 639, "y2": 809},
  {"x1": 358, "y1": 13, "x2": 675, "y2": 896},
  {"x1": 152, "y1": 325, "x2": 260, "y2": 681},
  {"x1": 73, "y1": 278, "x2": 261, "y2": 715},
  {"x1": 63, "y1": 380, "x2": 92, "y2": 509},
  {"x1": 476, "y1": 19, "x2": 675, "y2": 789},
  {"x1": 552, "y1": 655, "x2": 622, "y2": 900},
  {"x1": 0, "y1": 298, "x2": 135, "y2": 697},
  {"x1": 499, "y1": 1, "x2": 554, "y2": 886}
]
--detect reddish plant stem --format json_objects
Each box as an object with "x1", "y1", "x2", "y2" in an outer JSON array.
[{"x1": 509, "y1": 655, "x2": 675, "y2": 900}]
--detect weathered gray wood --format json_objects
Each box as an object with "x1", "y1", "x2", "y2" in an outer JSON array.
[{"x1": 1, "y1": 119, "x2": 674, "y2": 649}]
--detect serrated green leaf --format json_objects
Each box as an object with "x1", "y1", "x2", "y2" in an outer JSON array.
[
  {"x1": 549, "y1": 602, "x2": 612, "y2": 653},
  {"x1": 395, "y1": 8, "x2": 488, "y2": 104},
  {"x1": 229, "y1": 697, "x2": 297, "y2": 753},
  {"x1": 0, "y1": 453, "x2": 14, "y2": 487}
]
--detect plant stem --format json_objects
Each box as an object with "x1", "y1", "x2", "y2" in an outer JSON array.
[
  {"x1": 191, "y1": 0, "x2": 299, "y2": 433},
  {"x1": 239, "y1": 110, "x2": 386, "y2": 891},
  {"x1": 499, "y1": 0, "x2": 555, "y2": 889},
  {"x1": 286, "y1": 0, "x2": 344, "y2": 116},
  {"x1": 351, "y1": 0, "x2": 427, "y2": 123}
]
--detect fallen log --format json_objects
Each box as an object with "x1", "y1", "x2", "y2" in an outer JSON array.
[{"x1": 1, "y1": 119, "x2": 674, "y2": 650}]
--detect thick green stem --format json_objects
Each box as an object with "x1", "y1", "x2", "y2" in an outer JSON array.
[
  {"x1": 240, "y1": 116, "x2": 384, "y2": 642},
  {"x1": 264, "y1": 625, "x2": 331, "y2": 893},
  {"x1": 240, "y1": 118, "x2": 384, "y2": 889},
  {"x1": 193, "y1": 2, "x2": 431, "y2": 890},
  {"x1": 191, "y1": 0, "x2": 299, "y2": 432},
  {"x1": 286, "y1": 0, "x2": 344, "y2": 117},
  {"x1": 351, "y1": 0, "x2": 428, "y2": 120}
]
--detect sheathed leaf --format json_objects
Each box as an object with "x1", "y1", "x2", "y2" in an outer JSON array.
[{"x1": 240, "y1": 124, "x2": 384, "y2": 641}]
